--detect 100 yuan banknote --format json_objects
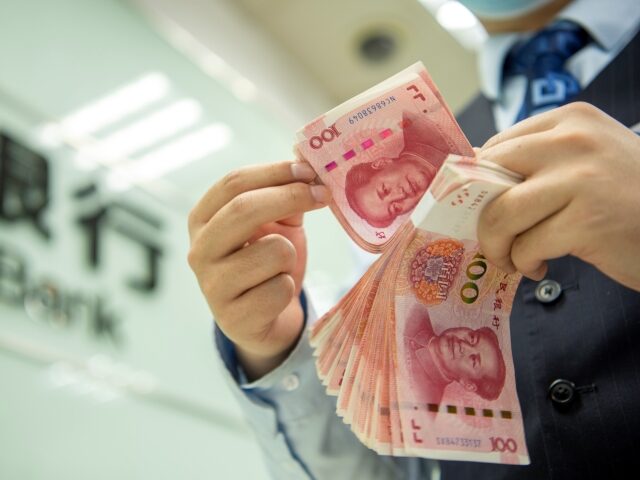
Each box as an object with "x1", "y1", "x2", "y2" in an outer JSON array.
[
  {"x1": 392, "y1": 166, "x2": 529, "y2": 464},
  {"x1": 295, "y1": 62, "x2": 474, "y2": 253}
]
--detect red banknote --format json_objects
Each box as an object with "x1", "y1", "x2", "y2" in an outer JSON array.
[
  {"x1": 295, "y1": 62, "x2": 474, "y2": 252},
  {"x1": 297, "y1": 63, "x2": 530, "y2": 464}
]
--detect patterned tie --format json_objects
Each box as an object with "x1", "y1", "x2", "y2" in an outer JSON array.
[{"x1": 503, "y1": 20, "x2": 591, "y2": 123}]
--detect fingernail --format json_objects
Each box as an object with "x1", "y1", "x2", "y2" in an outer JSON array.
[
  {"x1": 310, "y1": 185, "x2": 329, "y2": 203},
  {"x1": 291, "y1": 162, "x2": 316, "y2": 181}
]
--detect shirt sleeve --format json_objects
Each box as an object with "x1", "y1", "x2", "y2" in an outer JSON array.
[{"x1": 213, "y1": 291, "x2": 436, "y2": 480}]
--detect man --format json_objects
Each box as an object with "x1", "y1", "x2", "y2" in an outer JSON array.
[
  {"x1": 344, "y1": 112, "x2": 450, "y2": 228},
  {"x1": 403, "y1": 303, "x2": 507, "y2": 404},
  {"x1": 187, "y1": 0, "x2": 640, "y2": 478}
]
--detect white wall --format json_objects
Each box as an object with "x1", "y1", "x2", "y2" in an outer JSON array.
[{"x1": 0, "y1": 100, "x2": 272, "y2": 479}]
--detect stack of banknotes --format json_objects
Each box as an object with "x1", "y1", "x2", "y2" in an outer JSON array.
[{"x1": 295, "y1": 62, "x2": 530, "y2": 465}]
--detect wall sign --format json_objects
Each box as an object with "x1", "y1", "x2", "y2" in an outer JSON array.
[{"x1": 0, "y1": 131, "x2": 165, "y2": 344}]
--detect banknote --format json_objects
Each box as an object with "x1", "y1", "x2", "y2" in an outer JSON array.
[
  {"x1": 303, "y1": 62, "x2": 530, "y2": 464},
  {"x1": 296, "y1": 62, "x2": 474, "y2": 253},
  {"x1": 393, "y1": 168, "x2": 529, "y2": 464},
  {"x1": 309, "y1": 156, "x2": 529, "y2": 464}
]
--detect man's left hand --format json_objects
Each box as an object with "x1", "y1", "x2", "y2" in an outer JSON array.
[{"x1": 477, "y1": 102, "x2": 640, "y2": 292}]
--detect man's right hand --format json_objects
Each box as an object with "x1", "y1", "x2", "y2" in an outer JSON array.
[{"x1": 187, "y1": 161, "x2": 329, "y2": 380}]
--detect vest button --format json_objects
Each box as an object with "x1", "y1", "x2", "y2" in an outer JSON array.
[
  {"x1": 535, "y1": 279, "x2": 562, "y2": 303},
  {"x1": 548, "y1": 379, "x2": 576, "y2": 405}
]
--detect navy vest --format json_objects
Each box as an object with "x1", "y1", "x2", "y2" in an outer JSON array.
[{"x1": 440, "y1": 30, "x2": 640, "y2": 480}]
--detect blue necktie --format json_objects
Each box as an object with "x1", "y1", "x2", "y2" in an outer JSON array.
[{"x1": 503, "y1": 20, "x2": 591, "y2": 123}]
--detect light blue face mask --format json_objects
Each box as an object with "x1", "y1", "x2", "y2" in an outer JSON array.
[{"x1": 457, "y1": 0, "x2": 555, "y2": 19}]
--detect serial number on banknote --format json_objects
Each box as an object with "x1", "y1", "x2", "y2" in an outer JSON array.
[
  {"x1": 348, "y1": 96, "x2": 397, "y2": 124},
  {"x1": 435, "y1": 437, "x2": 482, "y2": 448}
]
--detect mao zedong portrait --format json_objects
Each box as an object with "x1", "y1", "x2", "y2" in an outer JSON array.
[
  {"x1": 344, "y1": 111, "x2": 454, "y2": 228},
  {"x1": 403, "y1": 304, "x2": 506, "y2": 404}
]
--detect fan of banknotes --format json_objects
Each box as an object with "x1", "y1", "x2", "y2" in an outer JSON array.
[{"x1": 295, "y1": 62, "x2": 530, "y2": 465}]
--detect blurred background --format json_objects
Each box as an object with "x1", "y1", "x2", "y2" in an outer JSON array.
[{"x1": 0, "y1": 0, "x2": 483, "y2": 478}]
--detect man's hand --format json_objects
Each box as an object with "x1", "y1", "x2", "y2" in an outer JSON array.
[
  {"x1": 477, "y1": 102, "x2": 640, "y2": 292},
  {"x1": 187, "y1": 161, "x2": 329, "y2": 380}
]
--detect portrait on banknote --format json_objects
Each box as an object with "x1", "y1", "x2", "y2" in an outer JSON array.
[
  {"x1": 403, "y1": 303, "x2": 506, "y2": 405},
  {"x1": 343, "y1": 111, "x2": 450, "y2": 228}
]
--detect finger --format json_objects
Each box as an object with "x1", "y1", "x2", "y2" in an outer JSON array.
[
  {"x1": 195, "y1": 182, "x2": 328, "y2": 261},
  {"x1": 188, "y1": 161, "x2": 317, "y2": 238},
  {"x1": 214, "y1": 234, "x2": 297, "y2": 302},
  {"x1": 481, "y1": 108, "x2": 559, "y2": 150},
  {"x1": 278, "y1": 213, "x2": 304, "y2": 228},
  {"x1": 510, "y1": 209, "x2": 574, "y2": 279},
  {"x1": 478, "y1": 130, "x2": 557, "y2": 177},
  {"x1": 478, "y1": 173, "x2": 573, "y2": 272},
  {"x1": 220, "y1": 273, "x2": 295, "y2": 339}
]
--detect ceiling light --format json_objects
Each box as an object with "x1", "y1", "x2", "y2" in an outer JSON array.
[
  {"x1": 198, "y1": 52, "x2": 229, "y2": 77},
  {"x1": 79, "y1": 99, "x2": 203, "y2": 164},
  {"x1": 60, "y1": 72, "x2": 170, "y2": 137},
  {"x1": 32, "y1": 123, "x2": 64, "y2": 149},
  {"x1": 231, "y1": 77, "x2": 257, "y2": 102},
  {"x1": 106, "y1": 123, "x2": 232, "y2": 190},
  {"x1": 160, "y1": 22, "x2": 257, "y2": 103}
]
